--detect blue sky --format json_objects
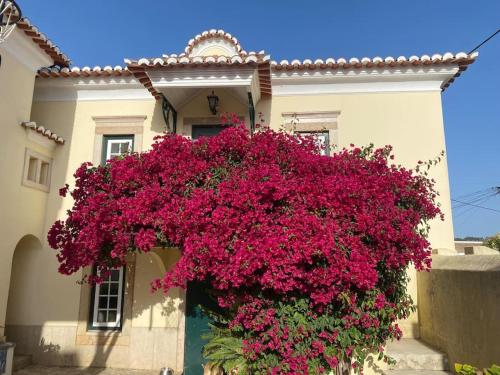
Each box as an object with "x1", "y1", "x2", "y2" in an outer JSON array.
[{"x1": 20, "y1": 0, "x2": 500, "y2": 238}]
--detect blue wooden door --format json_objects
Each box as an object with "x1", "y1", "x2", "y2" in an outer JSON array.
[
  {"x1": 184, "y1": 282, "x2": 222, "y2": 375},
  {"x1": 184, "y1": 127, "x2": 225, "y2": 374}
]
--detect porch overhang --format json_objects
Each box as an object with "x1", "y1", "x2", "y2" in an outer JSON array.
[{"x1": 125, "y1": 58, "x2": 272, "y2": 107}]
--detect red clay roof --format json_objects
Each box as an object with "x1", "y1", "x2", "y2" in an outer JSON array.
[{"x1": 17, "y1": 17, "x2": 70, "y2": 67}]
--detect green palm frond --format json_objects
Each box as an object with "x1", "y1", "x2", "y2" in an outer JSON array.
[{"x1": 203, "y1": 324, "x2": 248, "y2": 375}]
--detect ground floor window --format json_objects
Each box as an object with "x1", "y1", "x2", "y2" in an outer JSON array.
[{"x1": 89, "y1": 267, "x2": 125, "y2": 330}]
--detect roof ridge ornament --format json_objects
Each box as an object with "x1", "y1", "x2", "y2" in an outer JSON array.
[{"x1": 184, "y1": 29, "x2": 244, "y2": 58}]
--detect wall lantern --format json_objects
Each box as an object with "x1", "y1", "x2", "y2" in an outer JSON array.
[{"x1": 207, "y1": 90, "x2": 219, "y2": 115}]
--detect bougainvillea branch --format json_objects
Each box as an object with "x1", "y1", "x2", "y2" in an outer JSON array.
[{"x1": 49, "y1": 119, "x2": 441, "y2": 373}]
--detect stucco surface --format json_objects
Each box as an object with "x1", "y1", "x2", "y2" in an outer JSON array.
[
  {"x1": 14, "y1": 366, "x2": 157, "y2": 375},
  {"x1": 3, "y1": 65, "x2": 458, "y2": 369},
  {"x1": 418, "y1": 255, "x2": 500, "y2": 368}
]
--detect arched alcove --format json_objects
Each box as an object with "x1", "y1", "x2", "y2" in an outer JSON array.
[{"x1": 5, "y1": 234, "x2": 43, "y2": 327}]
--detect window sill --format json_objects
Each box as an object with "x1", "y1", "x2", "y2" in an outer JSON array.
[{"x1": 21, "y1": 180, "x2": 49, "y2": 193}]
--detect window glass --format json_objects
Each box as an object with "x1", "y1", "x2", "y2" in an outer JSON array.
[
  {"x1": 297, "y1": 131, "x2": 331, "y2": 156},
  {"x1": 102, "y1": 136, "x2": 134, "y2": 164},
  {"x1": 90, "y1": 267, "x2": 124, "y2": 329}
]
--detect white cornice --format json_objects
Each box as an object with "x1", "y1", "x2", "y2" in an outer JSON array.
[
  {"x1": 92, "y1": 115, "x2": 147, "y2": 124},
  {"x1": 148, "y1": 67, "x2": 257, "y2": 88},
  {"x1": 272, "y1": 66, "x2": 459, "y2": 95},
  {"x1": 33, "y1": 77, "x2": 153, "y2": 102},
  {"x1": 0, "y1": 28, "x2": 53, "y2": 72}
]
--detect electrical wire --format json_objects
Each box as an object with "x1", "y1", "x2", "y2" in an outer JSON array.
[{"x1": 468, "y1": 27, "x2": 500, "y2": 54}]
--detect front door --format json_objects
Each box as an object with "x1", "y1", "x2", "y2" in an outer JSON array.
[
  {"x1": 191, "y1": 125, "x2": 224, "y2": 140},
  {"x1": 184, "y1": 126, "x2": 226, "y2": 375},
  {"x1": 184, "y1": 282, "x2": 221, "y2": 375}
]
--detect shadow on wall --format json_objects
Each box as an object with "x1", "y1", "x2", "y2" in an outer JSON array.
[
  {"x1": 4, "y1": 92, "x2": 275, "y2": 372},
  {"x1": 418, "y1": 255, "x2": 500, "y2": 369},
  {"x1": 4, "y1": 99, "x2": 150, "y2": 372}
]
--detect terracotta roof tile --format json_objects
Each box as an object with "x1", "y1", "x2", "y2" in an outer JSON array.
[
  {"x1": 270, "y1": 52, "x2": 478, "y2": 91},
  {"x1": 16, "y1": 18, "x2": 70, "y2": 67},
  {"x1": 37, "y1": 65, "x2": 132, "y2": 78},
  {"x1": 124, "y1": 51, "x2": 270, "y2": 67},
  {"x1": 21, "y1": 122, "x2": 65, "y2": 145},
  {"x1": 184, "y1": 29, "x2": 243, "y2": 56}
]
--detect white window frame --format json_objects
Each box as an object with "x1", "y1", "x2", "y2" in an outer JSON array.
[
  {"x1": 91, "y1": 267, "x2": 124, "y2": 329},
  {"x1": 282, "y1": 111, "x2": 340, "y2": 155},
  {"x1": 22, "y1": 148, "x2": 52, "y2": 192},
  {"x1": 105, "y1": 138, "x2": 133, "y2": 161},
  {"x1": 296, "y1": 131, "x2": 331, "y2": 156}
]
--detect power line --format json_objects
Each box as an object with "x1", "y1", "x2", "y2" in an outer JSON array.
[
  {"x1": 468, "y1": 27, "x2": 500, "y2": 54},
  {"x1": 451, "y1": 199, "x2": 500, "y2": 214}
]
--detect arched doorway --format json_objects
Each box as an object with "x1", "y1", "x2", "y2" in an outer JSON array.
[{"x1": 5, "y1": 235, "x2": 43, "y2": 346}]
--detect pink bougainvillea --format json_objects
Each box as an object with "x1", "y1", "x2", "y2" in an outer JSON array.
[{"x1": 49, "y1": 120, "x2": 441, "y2": 373}]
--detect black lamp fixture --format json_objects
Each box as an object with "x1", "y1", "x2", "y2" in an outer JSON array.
[{"x1": 207, "y1": 90, "x2": 219, "y2": 115}]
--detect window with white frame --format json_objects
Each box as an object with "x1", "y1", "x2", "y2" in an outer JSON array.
[
  {"x1": 296, "y1": 131, "x2": 331, "y2": 156},
  {"x1": 22, "y1": 149, "x2": 52, "y2": 192},
  {"x1": 102, "y1": 135, "x2": 134, "y2": 164},
  {"x1": 89, "y1": 267, "x2": 125, "y2": 330},
  {"x1": 282, "y1": 111, "x2": 339, "y2": 156}
]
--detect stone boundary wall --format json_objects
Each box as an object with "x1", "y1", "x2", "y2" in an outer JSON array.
[{"x1": 418, "y1": 255, "x2": 500, "y2": 369}]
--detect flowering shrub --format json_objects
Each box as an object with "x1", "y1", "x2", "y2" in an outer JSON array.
[{"x1": 49, "y1": 120, "x2": 441, "y2": 373}]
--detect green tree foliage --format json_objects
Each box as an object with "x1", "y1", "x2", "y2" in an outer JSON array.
[{"x1": 483, "y1": 234, "x2": 500, "y2": 252}]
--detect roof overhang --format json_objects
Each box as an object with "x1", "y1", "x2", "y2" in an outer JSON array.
[
  {"x1": 16, "y1": 17, "x2": 70, "y2": 67},
  {"x1": 271, "y1": 52, "x2": 478, "y2": 92},
  {"x1": 33, "y1": 29, "x2": 477, "y2": 97},
  {"x1": 144, "y1": 66, "x2": 263, "y2": 108},
  {"x1": 126, "y1": 59, "x2": 272, "y2": 105},
  {"x1": 271, "y1": 65, "x2": 463, "y2": 95}
]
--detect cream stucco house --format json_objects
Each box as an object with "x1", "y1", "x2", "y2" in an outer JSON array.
[{"x1": 0, "y1": 15, "x2": 481, "y2": 375}]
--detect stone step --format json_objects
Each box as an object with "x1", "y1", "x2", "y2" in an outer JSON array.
[
  {"x1": 13, "y1": 355, "x2": 32, "y2": 372},
  {"x1": 386, "y1": 339, "x2": 449, "y2": 371}
]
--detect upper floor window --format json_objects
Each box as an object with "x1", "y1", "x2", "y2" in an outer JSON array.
[
  {"x1": 282, "y1": 111, "x2": 340, "y2": 156},
  {"x1": 296, "y1": 131, "x2": 331, "y2": 156},
  {"x1": 102, "y1": 135, "x2": 134, "y2": 164},
  {"x1": 89, "y1": 267, "x2": 125, "y2": 330},
  {"x1": 22, "y1": 149, "x2": 52, "y2": 192}
]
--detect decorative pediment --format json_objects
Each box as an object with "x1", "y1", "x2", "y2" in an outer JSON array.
[{"x1": 185, "y1": 29, "x2": 243, "y2": 57}]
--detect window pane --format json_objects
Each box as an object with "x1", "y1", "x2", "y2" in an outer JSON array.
[
  {"x1": 109, "y1": 283, "x2": 119, "y2": 295},
  {"x1": 110, "y1": 270, "x2": 120, "y2": 281},
  {"x1": 109, "y1": 297, "x2": 118, "y2": 309},
  {"x1": 98, "y1": 297, "x2": 108, "y2": 309},
  {"x1": 107, "y1": 310, "x2": 117, "y2": 323},
  {"x1": 110, "y1": 143, "x2": 120, "y2": 154},
  {"x1": 97, "y1": 310, "x2": 107, "y2": 323},
  {"x1": 100, "y1": 283, "x2": 109, "y2": 295},
  {"x1": 119, "y1": 142, "x2": 130, "y2": 154}
]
